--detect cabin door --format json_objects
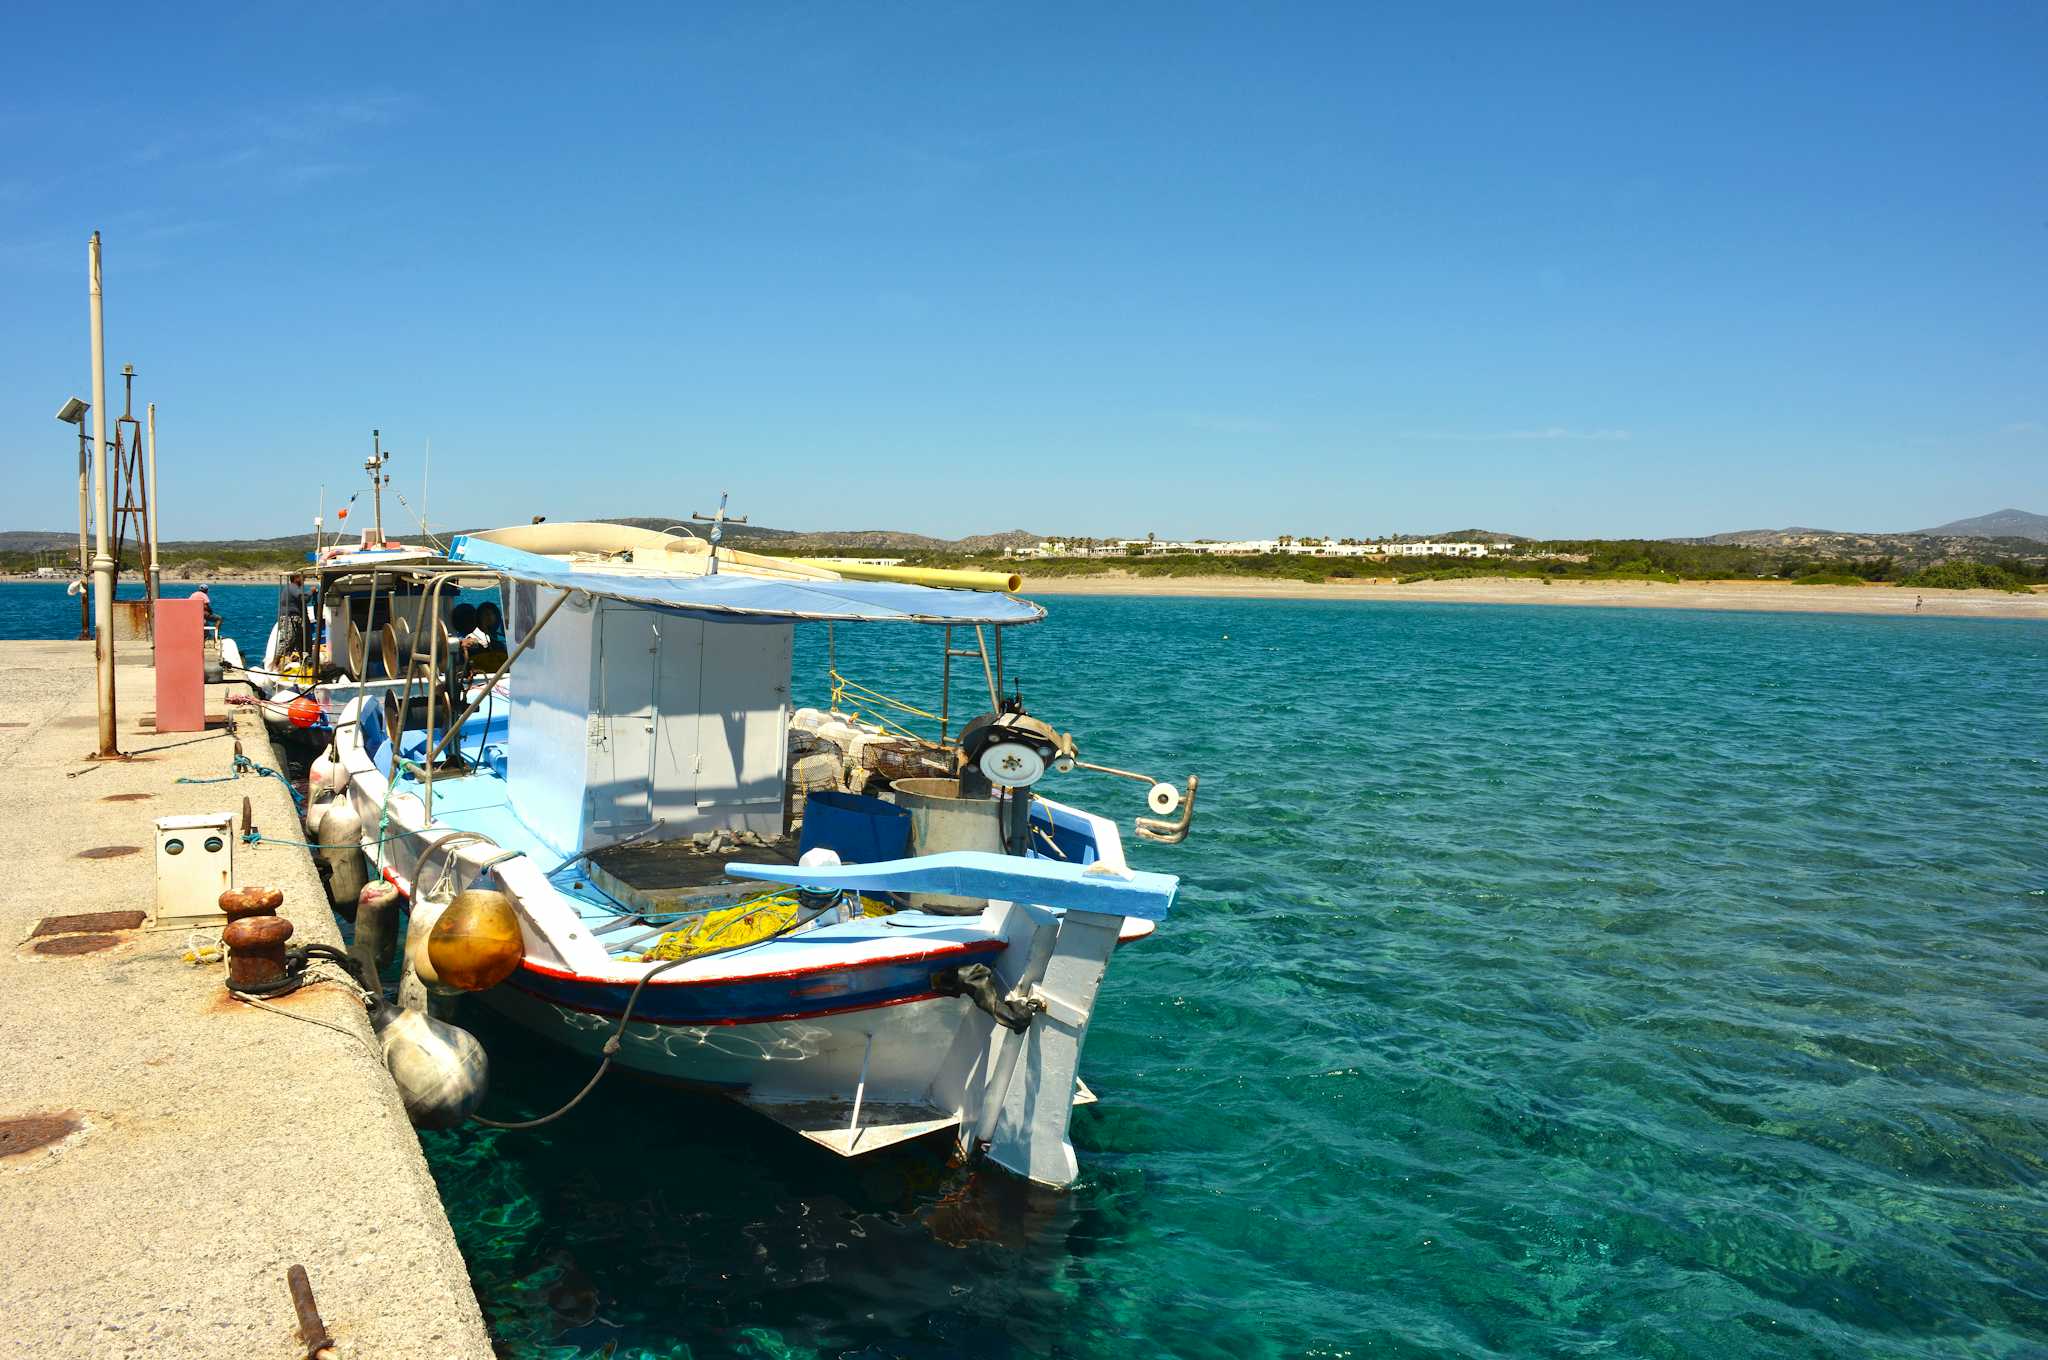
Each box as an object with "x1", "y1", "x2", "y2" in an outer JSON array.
[{"x1": 593, "y1": 607, "x2": 658, "y2": 829}]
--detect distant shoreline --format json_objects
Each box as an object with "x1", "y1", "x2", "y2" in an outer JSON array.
[
  {"x1": 1, "y1": 572, "x2": 281, "y2": 587},
  {"x1": 1020, "y1": 573, "x2": 2048, "y2": 619},
  {"x1": 8, "y1": 571, "x2": 2044, "y2": 621}
]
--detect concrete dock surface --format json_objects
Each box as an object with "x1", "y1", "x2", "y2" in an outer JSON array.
[{"x1": 0, "y1": 640, "x2": 491, "y2": 1358}]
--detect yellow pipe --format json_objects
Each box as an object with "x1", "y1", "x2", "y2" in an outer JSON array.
[{"x1": 810, "y1": 559, "x2": 1023, "y2": 593}]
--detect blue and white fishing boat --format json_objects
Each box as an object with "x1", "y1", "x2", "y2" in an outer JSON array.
[{"x1": 317, "y1": 519, "x2": 1197, "y2": 1186}]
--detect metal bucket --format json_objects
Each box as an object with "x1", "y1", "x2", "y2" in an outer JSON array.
[{"x1": 889, "y1": 777, "x2": 1003, "y2": 914}]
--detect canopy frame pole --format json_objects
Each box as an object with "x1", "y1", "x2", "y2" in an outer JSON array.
[
  {"x1": 421, "y1": 583, "x2": 572, "y2": 778},
  {"x1": 975, "y1": 625, "x2": 997, "y2": 706},
  {"x1": 420, "y1": 570, "x2": 453, "y2": 821}
]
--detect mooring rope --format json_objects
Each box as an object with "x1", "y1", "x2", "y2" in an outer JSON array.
[{"x1": 176, "y1": 752, "x2": 305, "y2": 811}]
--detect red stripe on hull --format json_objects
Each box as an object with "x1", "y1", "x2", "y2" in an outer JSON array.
[
  {"x1": 516, "y1": 937, "x2": 1003, "y2": 989},
  {"x1": 500, "y1": 979, "x2": 954, "y2": 1027}
]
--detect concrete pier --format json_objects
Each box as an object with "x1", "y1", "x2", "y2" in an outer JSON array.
[{"x1": 0, "y1": 640, "x2": 491, "y2": 1357}]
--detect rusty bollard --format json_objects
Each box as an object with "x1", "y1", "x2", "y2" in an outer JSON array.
[
  {"x1": 223, "y1": 914, "x2": 294, "y2": 994},
  {"x1": 219, "y1": 884, "x2": 284, "y2": 930}
]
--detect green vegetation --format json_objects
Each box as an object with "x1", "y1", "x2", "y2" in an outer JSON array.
[
  {"x1": 7, "y1": 529, "x2": 2043, "y2": 595},
  {"x1": 895, "y1": 537, "x2": 2047, "y2": 592},
  {"x1": 0, "y1": 546, "x2": 308, "y2": 577},
  {"x1": 1900, "y1": 561, "x2": 2034, "y2": 593}
]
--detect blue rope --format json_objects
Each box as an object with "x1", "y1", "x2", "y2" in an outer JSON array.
[
  {"x1": 177, "y1": 753, "x2": 305, "y2": 811},
  {"x1": 241, "y1": 829, "x2": 412, "y2": 850}
]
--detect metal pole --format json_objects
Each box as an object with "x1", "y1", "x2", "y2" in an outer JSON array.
[
  {"x1": 145, "y1": 401, "x2": 160, "y2": 607},
  {"x1": 422, "y1": 586, "x2": 570, "y2": 770},
  {"x1": 421, "y1": 572, "x2": 448, "y2": 820},
  {"x1": 75, "y1": 425, "x2": 90, "y2": 639},
  {"x1": 370, "y1": 429, "x2": 386, "y2": 545},
  {"x1": 976, "y1": 625, "x2": 997, "y2": 706},
  {"x1": 88, "y1": 232, "x2": 118, "y2": 758}
]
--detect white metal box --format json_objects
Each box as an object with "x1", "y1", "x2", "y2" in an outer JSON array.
[{"x1": 153, "y1": 812, "x2": 234, "y2": 930}]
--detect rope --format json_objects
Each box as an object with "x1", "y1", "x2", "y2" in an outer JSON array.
[
  {"x1": 471, "y1": 904, "x2": 811, "y2": 1131},
  {"x1": 828, "y1": 669, "x2": 942, "y2": 743},
  {"x1": 177, "y1": 752, "x2": 305, "y2": 811},
  {"x1": 241, "y1": 829, "x2": 414, "y2": 851},
  {"x1": 230, "y1": 992, "x2": 376, "y2": 1049},
  {"x1": 417, "y1": 830, "x2": 494, "y2": 903}
]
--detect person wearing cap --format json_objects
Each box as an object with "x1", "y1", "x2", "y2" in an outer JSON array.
[
  {"x1": 468, "y1": 601, "x2": 509, "y2": 671},
  {"x1": 447, "y1": 601, "x2": 508, "y2": 673}
]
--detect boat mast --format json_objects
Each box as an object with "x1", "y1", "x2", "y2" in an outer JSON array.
[{"x1": 366, "y1": 428, "x2": 390, "y2": 544}]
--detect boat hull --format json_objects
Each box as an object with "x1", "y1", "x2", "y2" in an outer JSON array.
[{"x1": 482, "y1": 980, "x2": 982, "y2": 1098}]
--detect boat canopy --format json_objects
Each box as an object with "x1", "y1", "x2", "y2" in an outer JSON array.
[{"x1": 447, "y1": 534, "x2": 1045, "y2": 626}]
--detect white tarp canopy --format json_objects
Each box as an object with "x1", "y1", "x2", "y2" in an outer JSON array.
[{"x1": 448, "y1": 535, "x2": 1045, "y2": 626}]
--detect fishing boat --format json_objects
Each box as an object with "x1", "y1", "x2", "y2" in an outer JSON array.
[
  {"x1": 315, "y1": 516, "x2": 1198, "y2": 1187},
  {"x1": 229, "y1": 533, "x2": 514, "y2": 739},
  {"x1": 223, "y1": 433, "x2": 504, "y2": 740}
]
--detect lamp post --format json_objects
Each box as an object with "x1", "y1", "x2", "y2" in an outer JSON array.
[
  {"x1": 55, "y1": 396, "x2": 91, "y2": 640},
  {"x1": 88, "y1": 231, "x2": 118, "y2": 758},
  {"x1": 145, "y1": 401, "x2": 160, "y2": 606}
]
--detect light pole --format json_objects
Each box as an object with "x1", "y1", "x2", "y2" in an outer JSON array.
[
  {"x1": 88, "y1": 231, "x2": 118, "y2": 758},
  {"x1": 145, "y1": 401, "x2": 160, "y2": 605},
  {"x1": 56, "y1": 396, "x2": 91, "y2": 640}
]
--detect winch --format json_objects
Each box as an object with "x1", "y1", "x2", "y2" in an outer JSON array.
[
  {"x1": 957, "y1": 697, "x2": 1074, "y2": 798},
  {"x1": 954, "y1": 697, "x2": 1199, "y2": 844}
]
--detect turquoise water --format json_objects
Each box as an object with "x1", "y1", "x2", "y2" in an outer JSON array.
[{"x1": 8, "y1": 583, "x2": 2046, "y2": 1357}]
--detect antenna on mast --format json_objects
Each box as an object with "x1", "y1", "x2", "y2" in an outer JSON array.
[
  {"x1": 365, "y1": 428, "x2": 391, "y2": 544},
  {"x1": 691, "y1": 492, "x2": 748, "y2": 576}
]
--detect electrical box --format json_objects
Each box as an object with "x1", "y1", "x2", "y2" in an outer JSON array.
[{"x1": 153, "y1": 813, "x2": 234, "y2": 931}]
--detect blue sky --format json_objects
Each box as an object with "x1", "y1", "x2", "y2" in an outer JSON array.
[{"x1": 2, "y1": 3, "x2": 2043, "y2": 541}]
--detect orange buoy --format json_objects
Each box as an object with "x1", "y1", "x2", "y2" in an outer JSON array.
[
  {"x1": 426, "y1": 889, "x2": 525, "y2": 992},
  {"x1": 287, "y1": 695, "x2": 322, "y2": 729}
]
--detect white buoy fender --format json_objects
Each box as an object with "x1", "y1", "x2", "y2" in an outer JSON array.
[
  {"x1": 317, "y1": 799, "x2": 366, "y2": 907},
  {"x1": 309, "y1": 750, "x2": 345, "y2": 797},
  {"x1": 406, "y1": 898, "x2": 449, "y2": 989},
  {"x1": 303, "y1": 795, "x2": 329, "y2": 842},
  {"x1": 371, "y1": 1001, "x2": 489, "y2": 1129}
]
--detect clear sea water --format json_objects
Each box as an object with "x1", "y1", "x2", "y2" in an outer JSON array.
[{"x1": 7, "y1": 581, "x2": 2047, "y2": 1358}]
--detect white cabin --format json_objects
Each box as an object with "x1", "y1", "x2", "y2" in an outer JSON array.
[{"x1": 503, "y1": 584, "x2": 792, "y2": 859}]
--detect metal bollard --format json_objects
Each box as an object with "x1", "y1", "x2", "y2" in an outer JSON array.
[
  {"x1": 218, "y1": 884, "x2": 283, "y2": 930},
  {"x1": 222, "y1": 915, "x2": 294, "y2": 993}
]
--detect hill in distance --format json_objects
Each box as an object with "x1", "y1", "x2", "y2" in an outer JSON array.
[
  {"x1": 1686, "y1": 508, "x2": 2047, "y2": 548},
  {"x1": 1428, "y1": 528, "x2": 1527, "y2": 543},
  {"x1": 0, "y1": 521, "x2": 1044, "y2": 556},
  {"x1": 1912, "y1": 508, "x2": 2048, "y2": 542}
]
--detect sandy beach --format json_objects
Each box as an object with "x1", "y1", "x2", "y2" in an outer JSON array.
[
  {"x1": 9, "y1": 571, "x2": 2043, "y2": 620},
  {"x1": 1020, "y1": 573, "x2": 2048, "y2": 620}
]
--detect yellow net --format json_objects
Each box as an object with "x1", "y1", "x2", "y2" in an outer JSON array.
[{"x1": 626, "y1": 892, "x2": 896, "y2": 962}]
